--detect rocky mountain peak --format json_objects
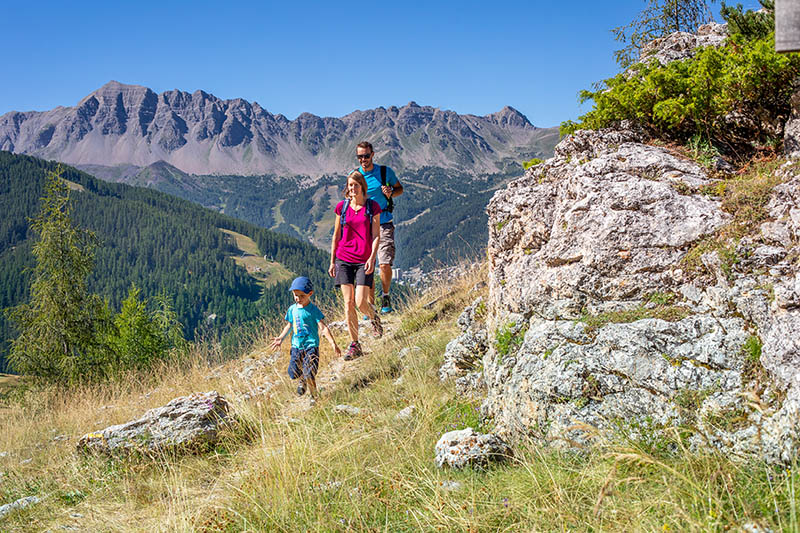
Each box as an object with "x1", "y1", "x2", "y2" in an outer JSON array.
[{"x1": 0, "y1": 82, "x2": 558, "y2": 176}]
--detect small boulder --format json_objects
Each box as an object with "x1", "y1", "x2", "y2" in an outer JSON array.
[
  {"x1": 435, "y1": 427, "x2": 511, "y2": 469},
  {"x1": 395, "y1": 405, "x2": 416, "y2": 420},
  {"x1": 77, "y1": 391, "x2": 231, "y2": 455},
  {"x1": 333, "y1": 404, "x2": 362, "y2": 416},
  {"x1": 0, "y1": 496, "x2": 40, "y2": 519}
]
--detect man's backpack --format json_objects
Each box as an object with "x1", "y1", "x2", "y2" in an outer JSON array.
[{"x1": 358, "y1": 165, "x2": 393, "y2": 213}]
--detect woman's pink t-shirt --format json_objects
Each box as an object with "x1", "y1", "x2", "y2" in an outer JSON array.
[{"x1": 334, "y1": 199, "x2": 381, "y2": 264}]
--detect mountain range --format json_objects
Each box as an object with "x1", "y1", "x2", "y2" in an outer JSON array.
[{"x1": 0, "y1": 81, "x2": 558, "y2": 177}]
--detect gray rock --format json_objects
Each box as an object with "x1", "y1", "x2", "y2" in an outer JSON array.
[
  {"x1": 476, "y1": 123, "x2": 800, "y2": 463},
  {"x1": 435, "y1": 427, "x2": 512, "y2": 469},
  {"x1": 0, "y1": 496, "x2": 40, "y2": 519},
  {"x1": 488, "y1": 129, "x2": 728, "y2": 324},
  {"x1": 438, "y1": 480, "x2": 463, "y2": 491},
  {"x1": 440, "y1": 297, "x2": 489, "y2": 382},
  {"x1": 333, "y1": 404, "x2": 362, "y2": 416},
  {"x1": 639, "y1": 22, "x2": 727, "y2": 65},
  {"x1": 455, "y1": 371, "x2": 487, "y2": 398},
  {"x1": 785, "y1": 84, "x2": 800, "y2": 159},
  {"x1": 77, "y1": 391, "x2": 231, "y2": 455},
  {"x1": 398, "y1": 346, "x2": 421, "y2": 360},
  {"x1": 395, "y1": 405, "x2": 416, "y2": 420}
]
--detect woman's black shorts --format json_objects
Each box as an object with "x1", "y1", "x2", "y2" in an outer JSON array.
[{"x1": 334, "y1": 258, "x2": 374, "y2": 287}]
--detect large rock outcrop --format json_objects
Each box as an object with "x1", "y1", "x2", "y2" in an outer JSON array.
[
  {"x1": 477, "y1": 127, "x2": 800, "y2": 463},
  {"x1": 77, "y1": 391, "x2": 231, "y2": 455},
  {"x1": 639, "y1": 22, "x2": 727, "y2": 65}
]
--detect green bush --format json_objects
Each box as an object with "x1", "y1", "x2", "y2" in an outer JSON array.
[
  {"x1": 562, "y1": 33, "x2": 800, "y2": 157},
  {"x1": 522, "y1": 157, "x2": 544, "y2": 170}
]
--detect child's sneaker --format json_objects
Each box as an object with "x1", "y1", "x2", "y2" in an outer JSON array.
[
  {"x1": 296, "y1": 378, "x2": 306, "y2": 396},
  {"x1": 370, "y1": 313, "x2": 383, "y2": 338},
  {"x1": 343, "y1": 341, "x2": 363, "y2": 361},
  {"x1": 380, "y1": 294, "x2": 394, "y2": 314}
]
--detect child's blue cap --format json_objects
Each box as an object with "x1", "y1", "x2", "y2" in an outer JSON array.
[{"x1": 289, "y1": 276, "x2": 313, "y2": 293}]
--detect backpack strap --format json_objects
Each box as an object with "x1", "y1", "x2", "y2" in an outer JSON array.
[
  {"x1": 340, "y1": 198, "x2": 350, "y2": 228},
  {"x1": 381, "y1": 165, "x2": 394, "y2": 213},
  {"x1": 340, "y1": 198, "x2": 373, "y2": 240}
]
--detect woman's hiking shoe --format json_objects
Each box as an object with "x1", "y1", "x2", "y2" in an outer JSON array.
[
  {"x1": 380, "y1": 294, "x2": 393, "y2": 314},
  {"x1": 296, "y1": 378, "x2": 306, "y2": 396},
  {"x1": 370, "y1": 313, "x2": 383, "y2": 338},
  {"x1": 344, "y1": 341, "x2": 363, "y2": 361}
]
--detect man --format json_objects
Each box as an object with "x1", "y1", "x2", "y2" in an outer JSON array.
[{"x1": 356, "y1": 141, "x2": 403, "y2": 313}]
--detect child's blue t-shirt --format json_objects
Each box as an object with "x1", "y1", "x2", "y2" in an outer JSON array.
[{"x1": 285, "y1": 303, "x2": 325, "y2": 349}]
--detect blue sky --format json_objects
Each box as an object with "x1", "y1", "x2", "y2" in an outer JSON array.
[{"x1": 0, "y1": 0, "x2": 762, "y2": 128}]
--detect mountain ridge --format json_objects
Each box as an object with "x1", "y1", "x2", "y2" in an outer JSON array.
[{"x1": 0, "y1": 81, "x2": 558, "y2": 177}]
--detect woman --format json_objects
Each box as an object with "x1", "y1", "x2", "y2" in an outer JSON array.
[{"x1": 329, "y1": 170, "x2": 383, "y2": 360}]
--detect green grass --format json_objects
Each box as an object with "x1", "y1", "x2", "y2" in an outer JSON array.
[{"x1": 0, "y1": 269, "x2": 798, "y2": 531}]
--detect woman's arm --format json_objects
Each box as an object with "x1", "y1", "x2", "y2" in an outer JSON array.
[
  {"x1": 318, "y1": 320, "x2": 341, "y2": 357},
  {"x1": 365, "y1": 212, "x2": 381, "y2": 275},
  {"x1": 329, "y1": 213, "x2": 341, "y2": 277}
]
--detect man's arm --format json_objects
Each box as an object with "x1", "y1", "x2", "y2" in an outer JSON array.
[{"x1": 381, "y1": 180, "x2": 403, "y2": 199}]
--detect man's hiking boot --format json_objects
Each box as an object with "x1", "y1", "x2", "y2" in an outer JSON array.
[
  {"x1": 296, "y1": 378, "x2": 306, "y2": 396},
  {"x1": 343, "y1": 341, "x2": 363, "y2": 361},
  {"x1": 370, "y1": 313, "x2": 383, "y2": 338},
  {"x1": 380, "y1": 294, "x2": 393, "y2": 314}
]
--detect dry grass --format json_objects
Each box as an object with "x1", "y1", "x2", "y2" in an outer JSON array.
[{"x1": 0, "y1": 261, "x2": 798, "y2": 531}]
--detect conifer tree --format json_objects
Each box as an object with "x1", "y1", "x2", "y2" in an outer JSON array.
[
  {"x1": 6, "y1": 167, "x2": 112, "y2": 383},
  {"x1": 613, "y1": 0, "x2": 715, "y2": 67}
]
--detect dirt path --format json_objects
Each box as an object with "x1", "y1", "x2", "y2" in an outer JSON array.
[{"x1": 282, "y1": 313, "x2": 400, "y2": 414}]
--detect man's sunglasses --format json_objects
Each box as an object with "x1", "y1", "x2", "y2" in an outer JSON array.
[{"x1": 357, "y1": 153, "x2": 373, "y2": 160}]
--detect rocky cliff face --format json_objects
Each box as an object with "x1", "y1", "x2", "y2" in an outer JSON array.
[
  {"x1": 471, "y1": 127, "x2": 800, "y2": 463},
  {"x1": 0, "y1": 81, "x2": 558, "y2": 177}
]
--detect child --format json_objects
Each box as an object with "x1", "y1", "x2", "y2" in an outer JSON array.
[{"x1": 270, "y1": 276, "x2": 341, "y2": 399}]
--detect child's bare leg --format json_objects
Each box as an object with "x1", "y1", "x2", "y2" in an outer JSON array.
[{"x1": 306, "y1": 376, "x2": 318, "y2": 398}]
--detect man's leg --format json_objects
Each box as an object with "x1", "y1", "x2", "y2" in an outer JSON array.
[
  {"x1": 380, "y1": 264, "x2": 392, "y2": 298},
  {"x1": 377, "y1": 223, "x2": 396, "y2": 313}
]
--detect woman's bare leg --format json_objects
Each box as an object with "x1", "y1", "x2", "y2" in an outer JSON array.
[
  {"x1": 355, "y1": 285, "x2": 375, "y2": 319},
  {"x1": 341, "y1": 284, "x2": 358, "y2": 343}
]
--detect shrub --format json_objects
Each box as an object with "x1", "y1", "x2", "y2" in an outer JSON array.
[
  {"x1": 522, "y1": 158, "x2": 544, "y2": 170},
  {"x1": 562, "y1": 33, "x2": 800, "y2": 158}
]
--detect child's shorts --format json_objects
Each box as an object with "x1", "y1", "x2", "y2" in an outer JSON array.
[{"x1": 288, "y1": 346, "x2": 320, "y2": 380}]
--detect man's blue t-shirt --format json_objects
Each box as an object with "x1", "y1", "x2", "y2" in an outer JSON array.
[
  {"x1": 359, "y1": 164, "x2": 399, "y2": 224},
  {"x1": 285, "y1": 303, "x2": 325, "y2": 349}
]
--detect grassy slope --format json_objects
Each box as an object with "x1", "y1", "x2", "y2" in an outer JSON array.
[
  {"x1": 0, "y1": 266, "x2": 796, "y2": 532},
  {"x1": 219, "y1": 228, "x2": 293, "y2": 288}
]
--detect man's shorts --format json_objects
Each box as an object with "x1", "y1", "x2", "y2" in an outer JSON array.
[
  {"x1": 288, "y1": 346, "x2": 320, "y2": 380},
  {"x1": 334, "y1": 258, "x2": 374, "y2": 287},
  {"x1": 378, "y1": 223, "x2": 395, "y2": 266}
]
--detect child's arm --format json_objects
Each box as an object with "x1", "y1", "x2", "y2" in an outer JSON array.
[
  {"x1": 318, "y1": 320, "x2": 342, "y2": 358},
  {"x1": 270, "y1": 322, "x2": 292, "y2": 351}
]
